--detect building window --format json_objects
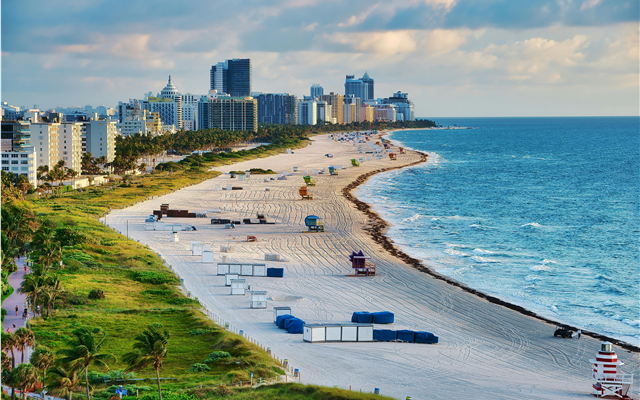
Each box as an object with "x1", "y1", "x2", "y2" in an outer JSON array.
[
  {"x1": 20, "y1": 154, "x2": 28, "y2": 158},
  {"x1": 11, "y1": 160, "x2": 18, "y2": 164},
  {"x1": 21, "y1": 160, "x2": 28, "y2": 164},
  {"x1": 1, "y1": 154, "x2": 7, "y2": 158},
  {"x1": 21, "y1": 167, "x2": 28, "y2": 171},
  {"x1": 2, "y1": 167, "x2": 8, "y2": 171},
  {"x1": 1, "y1": 160, "x2": 8, "y2": 165},
  {"x1": 11, "y1": 154, "x2": 18, "y2": 158},
  {"x1": 40, "y1": 148, "x2": 42, "y2": 151}
]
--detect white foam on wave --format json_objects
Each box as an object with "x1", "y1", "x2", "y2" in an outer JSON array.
[
  {"x1": 524, "y1": 275, "x2": 538, "y2": 282},
  {"x1": 541, "y1": 259, "x2": 556, "y2": 265},
  {"x1": 469, "y1": 224, "x2": 483, "y2": 229},
  {"x1": 521, "y1": 222, "x2": 543, "y2": 228},
  {"x1": 603, "y1": 300, "x2": 616, "y2": 306},
  {"x1": 471, "y1": 256, "x2": 500, "y2": 263},
  {"x1": 473, "y1": 248, "x2": 495, "y2": 255},
  {"x1": 444, "y1": 248, "x2": 469, "y2": 257},
  {"x1": 622, "y1": 319, "x2": 640, "y2": 327},
  {"x1": 402, "y1": 214, "x2": 422, "y2": 223},
  {"x1": 431, "y1": 217, "x2": 440, "y2": 221},
  {"x1": 529, "y1": 264, "x2": 551, "y2": 272}
]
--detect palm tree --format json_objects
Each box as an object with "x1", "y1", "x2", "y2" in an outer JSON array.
[
  {"x1": 37, "y1": 165, "x2": 49, "y2": 186},
  {"x1": 9, "y1": 363, "x2": 39, "y2": 400},
  {"x1": 13, "y1": 327, "x2": 35, "y2": 364},
  {"x1": 20, "y1": 274, "x2": 45, "y2": 314},
  {"x1": 2, "y1": 332, "x2": 18, "y2": 369},
  {"x1": 1, "y1": 231, "x2": 20, "y2": 274},
  {"x1": 122, "y1": 323, "x2": 170, "y2": 400},
  {"x1": 2, "y1": 350, "x2": 11, "y2": 371},
  {"x1": 56, "y1": 327, "x2": 115, "y2": 400},
  {"x1": 47, "y1": 365, "x2": 82, "y2": 400},
  {"x1": 138, "y1": 163, "x2": 147, "y2": 175},
  {"x1": 43, "y1": 275, "x2": 64, "y2": 317},
  {"x1": 30, "y1": 346, "x2": 54, "y2": 384}
]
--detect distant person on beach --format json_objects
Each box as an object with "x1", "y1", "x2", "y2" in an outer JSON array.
[
  {"x1": 15, "y1": 305, "x2": 19, "y2": 316},
  {"x1": 22, "y1": 308, "x2": 27, "y2": 319},
  {"x1": 577, "y1": 330, "x2": 581, "y2": 339}
]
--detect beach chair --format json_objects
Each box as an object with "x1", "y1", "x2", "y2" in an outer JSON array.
[
  {"x1": 304, "y1": 215, "x2": 325, "y2": 232},
  {"x1": 303, "y1": 175, "x2": 317, "y2": 186},
  {"x1": 299, "y1": 187, "x2": 313, "y2": 200},
  {"x1": 247, "y1": 235, "x2": 258, "y2": 242},
  {"x1": 328, "y1": 167, "x2": 338, "y2": 176},
  {"x1": 389, "y1": 153, "x2": 397, "y2": 160},
  {"x1": 351, "y1": 159, "x2": 360, "y2": 167}
]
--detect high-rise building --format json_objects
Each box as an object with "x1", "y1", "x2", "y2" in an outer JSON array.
[
  {"x1": 343, "y1": 95, "x2": 360, "y2": 123},
  {"x1": 382, "y1": 91, "x2": 415, "y2": 121},
  {"x1": 58, "y1": 122, "x2": 83, "y2": 173},
  {"x1": 146, "y1": 112, "x2": 162, "y2": 136},
  {"x1": 310, "y1": 84, "x2": 324, "y2": 98},
  {"x1": 345, "y1": 75, "x2": 368, "y2": 103},
  {"x1": 31, "y1": 123, "x2": 60, "y2": 170},
  {"x1": 82, "y1": 120, "x2": 118, "y2": 162},
  {"x1": 297, "y1": 100, "x2": 317, "y2": 125},
  {"x1": 359, "y1": 104, "x2": 374, "y2": 122},
  {"x1": 361, "y1": 72, "x2": 374, "y2": 101},
  {"x1": 210, "y1": 59, "x2": 252, "y2": 97},
  {"x1": 1, "y1": 120, "x2": 36, "y2": 187},
  {"x1": 181, "y1": 93, "x2": 200, "y2": 131},
  {"x1": 157, "y1": 76, "x2": 182, "y2": 128},
  {"x1": 316, "y1": 101, "x2": 331, "y2": 123},
  {"x1": 208, "y1": 97, "x2": 257, "y2": 132},
  {"x1": 318, "y1": 92, "x2": 343, "y2": 124},
  {"x1": 256, "y1": 93, "x2": 298, "y2": 125}
]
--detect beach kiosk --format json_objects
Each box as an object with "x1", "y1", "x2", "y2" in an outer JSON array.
[
  {"x1": 250, "y1": 291, "x2": 267, "y2": 308},
  {"x1": 273, "y1": 307, "x2": 292, "y2": 323},
  {"x1": 590, "y1": 342, "x2": 634, "y2": 398},
  {"x1": 230, "y1": 279, "x2": 246, "y2": 295},
  {"x1": 389, "y1": 153, "x2": 397, "y2": 160},
  {"x1": 170, "y1": 232, "x2": 179, "y2": 242},
  {"x1": 350, "y1": 251, "x2": 376, "y2": 276},
  {"x1": 351, "y1": 158, "x2": 360, "y2": 167},
  {"x1": 305, "y1": 215, "x2": 325, "y2": 233},
  {"x1": 225, "y1": 273, "x2": 239, "y2": 286},
  {"x1": 191, "y1": 242, "x2": 205, "y2": 256},
  {"x1": 303, "y1": 325, "x2": 326, "y2": 343},
  {"x1": 201, "y1": 251, "x2": 214, "y2": 263},
  {"x1": 328, "y1": 166, "x2": 338, "y2": 175}
]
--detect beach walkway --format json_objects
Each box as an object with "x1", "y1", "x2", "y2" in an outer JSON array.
[
  {"x1": 105, "y1": 134, "x2": 639, "y2": 400},
  {"x1": 2, "y1": 258, "x2": 34, "y2": 365}
]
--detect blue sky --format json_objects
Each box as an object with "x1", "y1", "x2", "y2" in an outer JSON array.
[{"x1": 2, "y1": 0, "x2": 638, "y2": 117}]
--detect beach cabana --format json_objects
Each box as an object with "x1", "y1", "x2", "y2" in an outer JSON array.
[
  {"x1": 241, "y1": 264, "x2": 253, "y2": 276},
  {"x1": 328, "y1": 166, "x2": 338, "y2": 175},
  {"x1": 299, "y1": 187, "x2": 313, "y2": 200},
  {"x1": 145, "y1": 218, "x2": 155, "y2": 230},
  {"x1": 273, "y1": 307, "x2": 292, "y2": 323},
  {"x1": 202, "y1": 251, "x2": 214, "y2": 263},
  {"x1": 225, "y1": 273, "x2": 239, "y2": 286},
  {"x1": 230, "y1": 279, "x2": 246, "y2": 295},
  {"x1": 265, "y1": 253, "x2": 281, "y2": 261},
  {"x1": 389, "y1": 153, "x2": 397, "y2": 160},
  {"x1": 373, "y1": 329, "x2": 397, "y2": 342},
  {"x1": 351, "y1": 159, "x2": 360, "y2": 167},
  {"x1": 266, "y1": 267, "x2": 284, "y2": 277},
  {"x1": 170, "y1": 232, "x2": 179, "y2": 242},
  {"x1": 250, "y1": 291, "x2": 267, "y2": 309},
  {"x1": 305, "y1": 215, "x2": 325, "y2": 232},
  {"x1": 303, "y1": 175, "x2": 316, "y2": 186},
  {"x1": 415, "y1": 331, "x2": 438, "y2": 344},
  {"x1": 357, "y1": 325, "x2": 374, "y2": 342},
  {"x1": 352, "y1": 312, "x2": 373, "y2": 323},
  {"x1": 372, "y1": 311, "x2": 395, "y2": 324},
  {"x1": 326, "y1": 325, "x2": 342, "y2": 342},
  {"x1": 217, "y1": 264, "x2": 229, "y2": 275},
  {"x1": 341, "y1": 325, "x2": 358, "y2": 342},
  {"x1": 397, "y1": 330, "x2": 415, "y2": 343},
  {"x1": 303, "y1": 325, "x2": 326, "y2": 343},
  {"x1": 253, "y1": 264, "x2": 267, "y2": 276},
  {"x1": 229, "y1": 264, "x2": 242, "y2": 274}
]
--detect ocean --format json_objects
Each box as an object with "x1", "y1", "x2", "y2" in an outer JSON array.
[{"x1": 356, "y1": 117, "x2": 640, "y2": 346}]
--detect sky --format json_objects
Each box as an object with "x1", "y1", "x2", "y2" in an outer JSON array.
[{"x1": 1, "y1": 0, "x2": 638, "y2": 117}]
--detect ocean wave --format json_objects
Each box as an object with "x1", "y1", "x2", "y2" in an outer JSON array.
[
  {"x1": 521, "y1": 222, "x2": 544, "y2": 228},
  {"x1": 524, "y1": 275, "x2": 538, "y2": 282},
  {"x1": 529, "y1": 264, "x2": 551, "y2": 272},
  {"x1": 471, "y1": 256, "x2": 500, "y2": 263},
  {"x1": 469, "y1": 224, "x2": 484, "y2": 229},
  {"x1": 402, "y1": 214, "x2": 422, "y2": 223},
  {"x1": 444, "y1": 248, "x2": 469, "y2": 257},
  {"x1": 472, "y1": 248, "x2": 495, "y2": 255},
  {"x1": 603, "y1": 300, "x2": 616, "y2": 306},
  {"x1": 430, "y1": 217, "x2": 440, "y2": 221},
  {"x1": 622, "y1": 319, "x2": 640, "y2": 327},
  {"x1": 541, "y1": 259, "x2": 556, "y2": 265}
]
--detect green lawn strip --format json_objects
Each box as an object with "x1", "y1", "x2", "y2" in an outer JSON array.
[{"x1": 187, "y1": 383, "x2": 396, "y2": 399}]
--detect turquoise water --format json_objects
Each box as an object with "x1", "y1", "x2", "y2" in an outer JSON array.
[{"x1": 357, "y1": 117, "x2": 640, "y2": 345}]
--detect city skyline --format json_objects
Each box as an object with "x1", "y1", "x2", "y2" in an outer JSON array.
[{"x1": 1, "y1": 0, "x2": 638, "y2": 117}]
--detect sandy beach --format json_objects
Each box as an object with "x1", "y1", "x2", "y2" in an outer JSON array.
[{"x1": 105, "y1": 133, "x2": 639, "y2": 400}]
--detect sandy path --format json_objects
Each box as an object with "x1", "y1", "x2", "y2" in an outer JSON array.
[{"x1": 105, "y1": 134, "x2": 639, "y2": 400}]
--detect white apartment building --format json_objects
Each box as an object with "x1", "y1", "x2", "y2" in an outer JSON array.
[
  {"x1": 32, "y1": 122, "x2": 61, "y2": 170},
  {"x1": 83, "y1": 120, "x2": 118, "y2": 162},
  {"x1": 0, "y1": 147, "x2": 37, "y2": 187},
  {"x1": 297, "y1": 100, "x2": 317, "y2": 125},
  {"x1": 181, "y1": 93, "x2": 200, "y2": 131},
  {"x1": 59, "y1": 122, "x2": 83, "y2": 173}
]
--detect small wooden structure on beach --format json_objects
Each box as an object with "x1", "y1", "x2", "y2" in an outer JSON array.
[
  {"x1": 305, "y1": 215, "x2": 325, "y2": 232},
  {"x1": 389, "y1": 153, "x2": 397, "y2": 160},
  {"x1": 303, "y1": 175, "x2": 316, "y2": 186},
  {"x1": 299, "y1": 187, "x2": 313, "y2": 200},
  {"x1": 250, "y1": 291, "x2": 267, "y2": 309},
  {"x1": 349, "y1": 251, "x2": 376, "y2": 276}
]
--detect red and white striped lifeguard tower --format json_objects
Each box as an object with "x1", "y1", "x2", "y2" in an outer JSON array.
[{"x1": 590, "y1": 342, "x2": 633, "y2": 399}]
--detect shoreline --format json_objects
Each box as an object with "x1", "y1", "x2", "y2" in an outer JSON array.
[
  {"x1": 105, "y1": 133, "x2": 639, "y2": 399},
  {"x1": 354, "y1": 130, "x2": 639, "y2": 353}
]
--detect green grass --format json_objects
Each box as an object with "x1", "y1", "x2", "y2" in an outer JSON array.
[{"x1": 187, "y1": 383, "x2": 396, "y2": 399}]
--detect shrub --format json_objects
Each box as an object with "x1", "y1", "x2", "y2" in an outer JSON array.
[
  {"x1": 141, "y1": 289, "x2": 173, "y2": 296},
  {"x1": 166, "y1": 298, "x2": 198, "y2": 306},
  {"x1": 204, "y1": 351, "x2": 231, "y2": 363},
  {"x1": 87, "y1": 370, "x2": 107, "y2": 384},
  {"x1": 55, "y1": 227, "x2": 91, "y2": 247},
  {"x1": 217, "y1": 385, "x2": 232, "y2": 396},
  {"x1": 188, "y1": 363, "x2": 210, "y2": 373},
  {"x1": 188, "y1": 328, "x2": 215, "y2": 336},
  {"x1": 88, "y1": 289, "x2": 105, "y2": 300},
  {"x1": 130, "y1": 271, "x2": 176, "y2": 285}
]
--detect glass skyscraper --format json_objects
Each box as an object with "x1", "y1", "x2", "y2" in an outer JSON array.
[{"x1": 209, "y1": 59, "x2": 252, "y2": 97}]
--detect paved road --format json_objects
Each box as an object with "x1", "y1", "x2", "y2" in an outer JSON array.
[{"x1": 2, "y1": 258, "x2": 34, "y2": 365}]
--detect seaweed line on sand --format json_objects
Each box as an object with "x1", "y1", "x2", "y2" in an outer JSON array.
[{"x1": 342, "y1": 147, "x2": 639, "y2": 353}]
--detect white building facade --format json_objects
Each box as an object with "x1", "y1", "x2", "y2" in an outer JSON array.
[
  {"x1": 59, "y1": 122, "x2": 83, "y2": 173},
  {"x1": 297, "y1": 100, "x2": 317, "y2": 125},
  {"x1": 32, "y1": 123, "x2": 61, "y2": 170},
  {"x1": 83, "y1": 120, "x2": 118, "y2": 162}
]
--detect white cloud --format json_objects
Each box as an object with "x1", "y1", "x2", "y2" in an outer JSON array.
[
  {"x1": 327, "y1": 30, "x2": 417, "y2": 55},
  {"x1": 580, "y1": 0, "x2": 603, "y2": 11}
]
